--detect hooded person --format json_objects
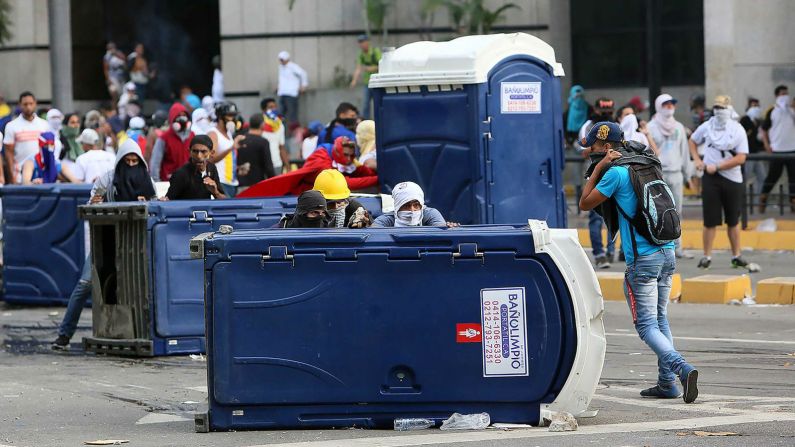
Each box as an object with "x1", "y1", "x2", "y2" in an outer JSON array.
[
  {"x1": 565, "y1": 85, "x2": 590, "y2": 135},
  {"x1": 277, "y1": 190, "x2": 330, "y2": 228},
  {"x1": 237, "y1": 135, "x2": 377, "y2": 198},
  {"x1": 313, "y1": 169, "x2": 372, "y2": 228},
  {"x1": 356, "y1": 120, "x2": 376, "y2": 170},
  {"x1": 371, "y1": 181, "x2": 447, "y2": 227},
  {"x1": 191, "y1": 108, "x2": 213, "y2": 136},
  {"x1": 149, "y1": 102, "x2": 194, "y2": 181},
  {"x1": 90, "y1": 138, "x2": 157, "y2": 203}
]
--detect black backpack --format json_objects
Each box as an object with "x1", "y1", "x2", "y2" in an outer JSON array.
[{"x1": 612, "y1": 141, "x2": 682, "y2": 253}]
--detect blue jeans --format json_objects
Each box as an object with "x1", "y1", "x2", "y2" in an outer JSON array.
[
  {"x1": 589, "y1": 210, "x2": 615, "y2": 257},
  {"x1": 361, "y1": 86, "x2": 373, "y2": 119},
  {"x1": 623, "y1": 248, "x2": 686, "y2": 385},
  {"x1": 279, "y1": 95, "x2": 299, "y2": 126},
  {"x1": 58, "y1": 256, "x2": 92, "y2": 339}
]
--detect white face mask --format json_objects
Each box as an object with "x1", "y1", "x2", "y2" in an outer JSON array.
[
  {"x1": 659, "y1": 107, "x2": 675, "y2": 118},
  {"x1": 48, "y1": 118, "x2": 63, "y2": 132},
  {"x1": 776, "y1": 95, "x2": 791, "y2": 108},
  {"x1": 714, "y1": 108, "x2": 731, "y2": 124},
  {"x1": 396, "y1": 210, "x2": 422, "y2": 227},
  {"x1": 746, "y1": 106, "x2": 762, "y2": 121},
  {"x1": 225, "y1": 120, "x2": 236, "y2": 136}
]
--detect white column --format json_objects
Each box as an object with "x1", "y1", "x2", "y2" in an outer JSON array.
[{"x1": 47, "y1": 0, "x2": 73, "y2": 111}]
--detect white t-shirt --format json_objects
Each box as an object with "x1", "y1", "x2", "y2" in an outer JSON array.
[
  {"x1": 691, "y1": 118, "x2": 749, "y2": 183},
  {"x1": 263, "y1": 126, "x2": 286, "y2": 170},
  {"x1": 72, "y1": 150, "x2": 116, "y2": 184},
  {"x1": 277, "y1": 62, "x2": 308, "y2": 97},
  {"x1": 208, "y1": 127, "x2": 238, "y2": 186},
  {"x1": 3, "y1": 115, "x2": 50, "y2": 181},
  {"x1": 769, "y1": 104, "x2": 795, "y2": 152},
  {"x1": 301, "y1": 135, "x2": 318, "y2": 160}
]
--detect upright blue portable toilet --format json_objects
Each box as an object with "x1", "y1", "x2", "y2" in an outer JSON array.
[{"x1": 370, "y1": 33, "x2": 566, "y2": 227}]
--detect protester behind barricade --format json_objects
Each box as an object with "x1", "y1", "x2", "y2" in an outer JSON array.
[
  {"x1": 237, "y1": 114, "x2": 275, "y2": 195},
  {"x1": 579, "y1": 121, "x2": 699, "y2": 404},
  {"x1": 647, "y1": 94, "x2": 693, "y2": 258},
  {"x1": 51, "y1": 139, "x2": 157, "y2": 350},
  {"x1": 103, "y1": 42, "x2": 127, "y2": 103},
  {"x1": 276, "y1": 51, "x2": 308, "y2": 126},
  {"x1": 59, "y1": 113, "x2": 82, "y2": 167},
  {"x1": 372, "y1": 181, "x2": 447, "y2": 228},
  {"x1": 21, "y1": 132, "x2": 79, "y2": 184},
  {"x1": 71, "y1": 129, "x2": 116, "y2": 184},
  {"x1": 563, "y1": 85, "x2": 592, "y2": 146},
  {"x1": 689, "y1": 95, "x2": 755, "y2": 271},
  {"x1": 277, "y1": 190, "x2": 329, "y2": 228},
  {"x1": 302, "y1": 120, "x2": 324, "y2": 160},
  {"x1": 212, "y1": 55, "x2": 224, "y2": 103},
  {"x1": 318, "y1": 102, "x2": 359, "y2": 147},
  {"x1": 149, "y1": 103, "x2": 194, "y2": 181},
  {"x1": 740, "y1": 98, "x2": 766, "y2": 197},
  {"x1": 313, "y1": 169, "x2": 372, "y2": 228},
  {"x1": 3, "y1": 91, "x2": 50, "y2": 184},
  {"x1": 356, "y1": 120, "x2": 377, "y2": 171},
  {"x1": 260, "y1": 98, "x2": 289, "y2": 173},
  {"x1": 208, "y1": 102, "x2": 244, "y2": 197},
  {"x1": 576, "y1": 97, "x2": 617, "y2": 268},
  {"x1": 759, "y1": 85, "x2": 795, "y2": 212},
  {"x1": 191, "y1": 108, "x2": 213, "y2": 136},
  {"x1": 349, "y1": 34, "x2": 382, "y2": 119},
  {"x1": 165, "y1": 135, "x2": 226, "y2": 200}
]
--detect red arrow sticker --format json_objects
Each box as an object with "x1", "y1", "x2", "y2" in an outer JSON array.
[{"x1": 456, "y1": 323, "x2": 483, "y2": 343}]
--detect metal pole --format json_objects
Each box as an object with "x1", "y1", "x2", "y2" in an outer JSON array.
[
  {"x1": 48, "y1": 0, "x2": 74, "y2": 111},
  {"x1": 646, "y1": 0, "x2": 661, "y2": 115}
]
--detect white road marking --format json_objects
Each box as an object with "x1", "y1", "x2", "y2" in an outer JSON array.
[
  {"x1": 606, "y1": 385, "x2": 795, "y2": 403},
  {"x1": 135, "y1": 413, "x2": 191, "y2": 425},
  {"x1": 594, "y1": 393, "x2": 747, "y2": 415},
  {"x1": 606, "y1": 332, "x2": 795, "y2": 345},
  {"x1": 239, "y1": 413, "x2": 795, "y2": 447},
  {"x1": 186, "y1": 385, "x2": 208, "y2": 393}
]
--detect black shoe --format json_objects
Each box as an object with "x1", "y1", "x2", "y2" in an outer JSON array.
[
  {"x1": 679, "y1": 364, "x2": 699, "y2": 404},
  {"x1": 51, "y1": 335, "x2": 70, "y2": 350},
  {"x1": 697, "y1": 257, "x2": 711, "y2": 269},
  {"x1": 640, "y1": 384, "x2": 681, "y2": 399},
  {"x1": 595, "y1": 255, "x2": 611, "y2": 269}
]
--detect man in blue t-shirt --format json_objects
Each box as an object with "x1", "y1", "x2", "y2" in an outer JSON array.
[{"x1": 579, "y1": 121, "x2": 699, "y2": 404}]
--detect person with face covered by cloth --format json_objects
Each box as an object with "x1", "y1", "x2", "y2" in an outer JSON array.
[
  {"x1": 149, "y1": 103, "x2": 194, "y2": 181},
  {"x1": 579, "y1": 121, "x2": 698, "y2": 404},
  {"x1": 208, "y1": 102, "x2": 245, "y2": 198},
  {"x1": 576, "y1": 97, "x2": 618, "y2": 268},
  {"x1": 317, "y1": 102, "x2": 359, "y2": 147},
  {"x1": 277, "y1": 190, "x2": 329, "y2": 228},
  {"x1": 237, "y1": 136, "x2": 377, "y2": 198},
  {"x1": 313, "y1": 169, "x2": 372, "y2": 228},
  {"x1": 372, "y1": 181, "x2": 447, "y2": 227}
]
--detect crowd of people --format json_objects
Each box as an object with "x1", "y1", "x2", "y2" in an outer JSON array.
[{"x1": 566, "y1": 84, "x2": 795, "y2": 271}]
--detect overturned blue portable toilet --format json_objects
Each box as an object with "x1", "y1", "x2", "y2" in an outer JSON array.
[
  {"x1": 80, "y1": 196, "x2": 384, "y2": 356},
  {"x1": 191, "y1": 220, "x2": 605, "y2": 431},
  {"x1": 1, "y1": 184, "x2": 93, "y2": 305},
  {"x1": 370, "y1": 33, "x2": 567, "y2": 227}
]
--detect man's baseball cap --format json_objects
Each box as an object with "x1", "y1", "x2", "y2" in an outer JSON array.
[
  {"x1": 77, "y1": 128, "x2": 100, "y2": 146},
  {"x1": 357, "y1": 34, "x2": 369, "y2": 42},
  {"x1": 656, "y1": 93, "x2": 678, "y2": 106},
  {"x1": 594, "y1": 97, "x2": 615, "y2": 110},
  {"x1": 713, "y1": 95, "x2": 731, "y2": 108},
  {"x1": 278, "y1": 50, "x2": 290, "y2": 61},
  {"x1": 581, "y1": 121, "x2": 623, "y2": 147}
]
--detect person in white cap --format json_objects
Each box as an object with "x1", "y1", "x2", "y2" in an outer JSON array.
[
  {"x1": 647, "y1": 93, "x2": 694, "y2": 259},
  {"x1": 276, "y1": 50, "x2": 308, "y2": 126},
  {"x1": 371, "y1": 181, "x2": 447, "y2": 227},
  {"x1": 71, "y1": 128, "x2": 116, "y2": 184}
]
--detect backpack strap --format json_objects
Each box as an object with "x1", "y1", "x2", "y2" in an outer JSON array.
[{"x1": 615, "y1": 202, "x2": 639, "y2": 263}]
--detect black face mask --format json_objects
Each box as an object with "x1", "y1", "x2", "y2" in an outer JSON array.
[
  {"x1": 338, "y1": 118, "x2": 357, "y2": 130},
  {"x1": 584, "y1": 151, "x2": 607, "y2": 179},
  {"x1": 287, "y1": 212, "x2": 329, "y2": 228}
]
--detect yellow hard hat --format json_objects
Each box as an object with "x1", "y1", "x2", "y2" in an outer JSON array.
[{"x1": 313, "y1": 169, "x2": 351, "y2": 200}]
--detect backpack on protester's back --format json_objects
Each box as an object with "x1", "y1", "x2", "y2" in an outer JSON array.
[{"x1": 613, "y1": 140, "x2": 682, "y2": 247}]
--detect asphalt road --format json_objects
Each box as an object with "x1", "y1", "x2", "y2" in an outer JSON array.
[{"x1": 1, "y1": 299, "x2": 793, "y2": 447}]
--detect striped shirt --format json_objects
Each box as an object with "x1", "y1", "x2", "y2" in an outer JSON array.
[{"x1": 3, "y1": 115, "x2": 50, "y2": 182}]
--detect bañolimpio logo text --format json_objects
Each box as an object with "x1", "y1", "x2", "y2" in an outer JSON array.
[{"x1": 480, "y1": 287, "x2": 528, "y2": 377}]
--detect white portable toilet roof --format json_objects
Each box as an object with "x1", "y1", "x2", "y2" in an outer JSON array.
[{"x1": 369, "y1": 33, "x2": 564, "y2": 88}]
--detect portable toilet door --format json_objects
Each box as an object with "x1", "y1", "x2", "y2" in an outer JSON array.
[{"x1": 370, "y1": 33, "x2": 567, "y2": 227}]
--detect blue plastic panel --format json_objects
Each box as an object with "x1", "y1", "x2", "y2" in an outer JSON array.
[
  {"x1": 148, "y1": 197, "x2": 384, "y2": 342},
  {"x1": 372, "y1": 56, "x2": 565, "y2": 227},
  {"x1": 203, "y1": 226, "x2": 576, "y2": 429},
  {"x1": 1, "y1": 184, "x2": 92, "y2": 305}
]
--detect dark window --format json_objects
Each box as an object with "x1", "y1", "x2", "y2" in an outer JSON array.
[
  {"x1": 571, "y1": 0, "x2": 704, "y2": 88},
  {"x1": 70, "y1": 0, "x2": 220, "y2": 101}
]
